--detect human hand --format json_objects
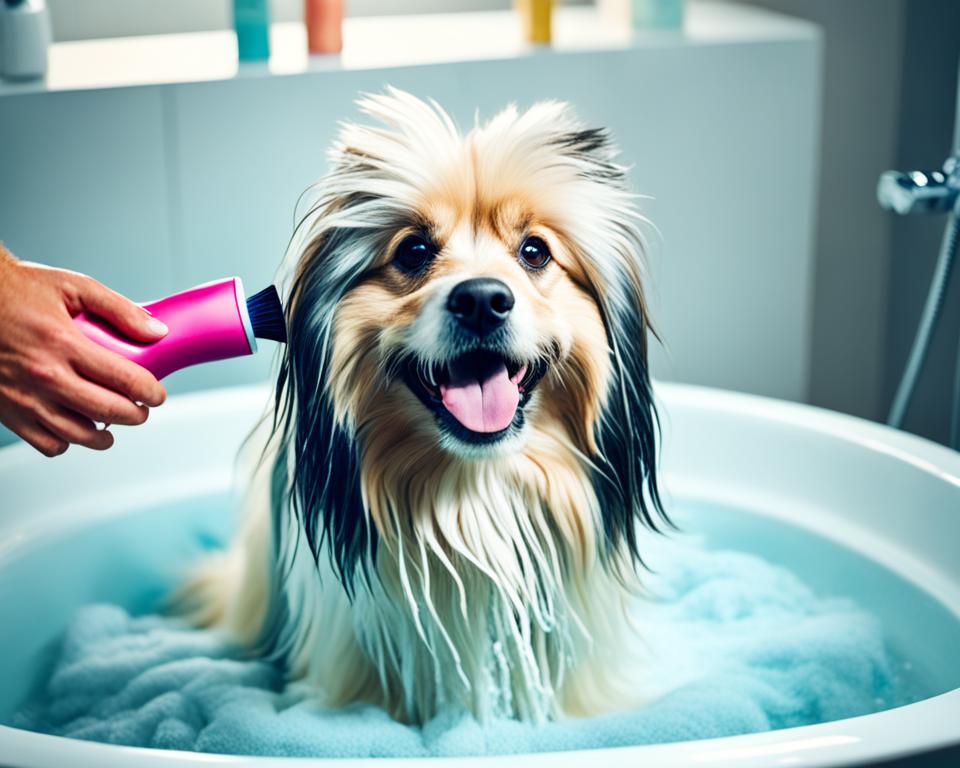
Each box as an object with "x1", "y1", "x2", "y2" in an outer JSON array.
[{"x1": 0, "y1": 245, "x2": 168, "y2": 457}]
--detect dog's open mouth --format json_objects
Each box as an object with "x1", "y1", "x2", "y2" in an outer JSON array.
[{"x1": 403, "y1": 350, "x2": 546, "y2": 443}]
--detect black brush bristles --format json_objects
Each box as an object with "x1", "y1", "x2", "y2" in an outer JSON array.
[{"x1": 246, "y1": 284, "x2": 288, "y2": 343}]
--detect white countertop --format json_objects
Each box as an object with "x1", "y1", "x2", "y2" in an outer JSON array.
[{"x1": 0, "y1": 2, "x2": 817, "y2": 96}]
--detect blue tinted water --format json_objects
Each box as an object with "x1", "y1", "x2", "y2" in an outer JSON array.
[
  {"x1": 676, "y1": 501, "x2": 960, "y2": 705},
  {"x1": 1, "y1": 493, "x2": 958, "y2": 727}
]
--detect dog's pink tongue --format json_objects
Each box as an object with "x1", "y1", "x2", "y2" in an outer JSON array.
[{"x1": 440, "y1": 360, "x2": 519, "y2": 433}]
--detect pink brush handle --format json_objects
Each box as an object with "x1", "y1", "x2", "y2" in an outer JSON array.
[{"x1": 73, "y1": 277, "x2": 255, "y2": 381}]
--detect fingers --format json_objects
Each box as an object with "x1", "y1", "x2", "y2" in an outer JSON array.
[
  {"x1": 54, "y1": 373, "x2": 149, "y2": 427},
  {"x1": 35, "y1": 403, "x2": 115, "y2": 451},
  {"x1": 71, "y1": 338, "x2": 166, "y2": 408},
  {"x1": 7, "y1": 416, "x2": 69, "y2": 458},
  {"x1": 2, "y1": 363, "x2": 139, "y2": 454},
  {"x1": 22, "y1": 347, "x2": 155, "y2": 423},
  {"x1": 2, "y1": 367, "x2": 135, "y2": 454},
  {"x1": 70, "y1": 274, "x2": 168, "y2": 343}
]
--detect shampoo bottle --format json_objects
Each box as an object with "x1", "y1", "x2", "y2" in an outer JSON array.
[
  {"x1": 632, "y1": 0, "x2": 684, "y2": 30},
  {"x1": 515, "y1": 0, "x2": 553, "y2": 46},
  {"x1": 599, "y1": 0, "x2": 684, "y2": 31},
  {"x1": 305, "y1": 0, "x2": 343, "y2": 55},
  {"x1": 234, "y1": 0, "x2": 270, "y2": 61},
  {"x1": 0, "y1": 0, "x2": 52, "y2": 81}
]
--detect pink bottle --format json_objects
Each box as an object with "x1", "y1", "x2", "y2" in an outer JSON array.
[
  {"x1": 73, "y1": 277, "x2": 260, "y2": 381},
  {"x1": 305, "y1": 0, "x2": 343, "y2": 54}
]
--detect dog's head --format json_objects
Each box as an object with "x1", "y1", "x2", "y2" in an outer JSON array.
[{"x1": 275, "y1": 90, "x2": 665, "y2": 594}]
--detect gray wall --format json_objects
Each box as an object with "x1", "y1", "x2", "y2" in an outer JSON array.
[
  {"x1": 729, "y1": 0, "x2": 960, "y2": 446},
  {"x1": 886, "y1": 0, "x2": 960, "y2": 445}
]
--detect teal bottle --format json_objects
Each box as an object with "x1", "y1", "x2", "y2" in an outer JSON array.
[
  {"x1": 633, "y1": 0, "x2": 684, "y2": 30},
  {"x1": 234, "y1": 0, "x2": 270, "y2": 61}
]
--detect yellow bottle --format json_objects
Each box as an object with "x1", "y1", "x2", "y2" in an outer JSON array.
[{"x1": 516, "y1": 0, "x2": 553, "y2": 45}]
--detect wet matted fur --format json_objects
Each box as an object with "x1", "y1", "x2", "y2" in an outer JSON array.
[{"x1": 179, "y1": 89, "x2": 669, "y2": 725}]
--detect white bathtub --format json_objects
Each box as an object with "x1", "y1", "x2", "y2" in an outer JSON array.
[{"x1": 1, "y1": 383, "x2": 958, "y2": 768}]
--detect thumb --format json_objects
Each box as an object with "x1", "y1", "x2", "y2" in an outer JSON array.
[{"x1": 74, "y1": 276, "x2": 168, "y2": 342}]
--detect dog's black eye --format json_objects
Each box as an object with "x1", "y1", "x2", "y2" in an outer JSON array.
[
  {"x1": 518, "y1": 236, "x2": 551, "y2": 270},
  {"x1": 394, "y1": 234, "x2": 435, "y2": 274}
]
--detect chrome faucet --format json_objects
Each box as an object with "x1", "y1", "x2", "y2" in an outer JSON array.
[
  {"x1": 877, "y1": 66, "x2": 960, "y2": 445},
  {"x1": 877, "y1": 156, "x2": 960, "y2": 215}
]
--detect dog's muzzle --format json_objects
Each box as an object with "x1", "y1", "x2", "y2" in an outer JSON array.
[{"x1": 395, "y1": 278, "x2": 545, "y2": 444}]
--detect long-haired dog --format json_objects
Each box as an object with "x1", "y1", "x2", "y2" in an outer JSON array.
[{"x1": 182, "y1": 89, "x2": 667, "y2": 724}]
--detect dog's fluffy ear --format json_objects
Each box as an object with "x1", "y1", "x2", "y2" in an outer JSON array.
[
  {"x1": 554, "y1": 124, "x2": 671, "y2": 565},
  {"x1": 270, "y1": 90, "x2": 459, "y2": 598},
  {"x1": 592, "y1": 264, "x2": 668, "y2": 566},
  {"x1": 275, "y1": 226, "x2": 378, "y2": 598}
]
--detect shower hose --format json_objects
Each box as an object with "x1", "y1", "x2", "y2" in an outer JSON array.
[{"x1": 886, "y1": 195, "x2": 960, "y2": 449}]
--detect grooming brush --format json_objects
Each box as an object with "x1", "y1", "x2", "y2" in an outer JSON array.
[{"x1": 73, "y1": 277, "x2": 286, "y2": 380}]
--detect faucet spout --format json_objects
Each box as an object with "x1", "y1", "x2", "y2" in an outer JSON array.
[{"x1": 877, "y1": 157, "x2": 960, "y2": 215}]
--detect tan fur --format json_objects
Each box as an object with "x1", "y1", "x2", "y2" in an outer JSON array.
[{"x1": 180, "y1": 92, "x2": 658, "y2": 724}]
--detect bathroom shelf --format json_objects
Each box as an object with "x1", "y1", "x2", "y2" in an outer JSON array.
[{"x1": 0, "y1": 2, "x2": 816, "y2": 96}]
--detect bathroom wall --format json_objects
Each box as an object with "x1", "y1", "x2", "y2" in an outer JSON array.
[
  {"x1": 728, "y1": 0, "x2": 960, "y2": 445},
  {"x1": 0, "y1": 3, "x2": 821, "y2": 448},
  {"x1": 886, "y1": 0, "x2": 960, "y2": 446}
]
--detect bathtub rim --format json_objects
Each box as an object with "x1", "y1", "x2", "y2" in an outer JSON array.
[
  {"x1": 1, "y1": 689, "x2": 958, "y2": 768},
  {"x1": 1, "y1": 382, "x2": 959, "y2": 767}
]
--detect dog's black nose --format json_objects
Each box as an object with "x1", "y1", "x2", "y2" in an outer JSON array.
[{"x1": 447, "y1": 278, "x2": 514, "y2": 337}]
